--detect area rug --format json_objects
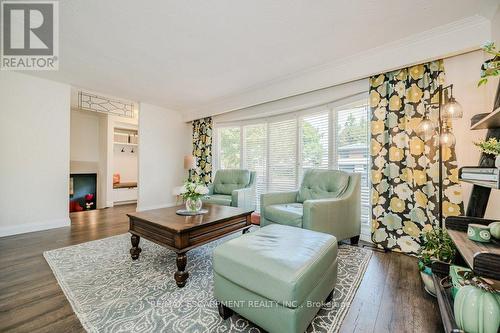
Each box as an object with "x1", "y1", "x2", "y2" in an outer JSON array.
[{"x1": 44, "y1": 232, "x2": 372, "y2": 333}]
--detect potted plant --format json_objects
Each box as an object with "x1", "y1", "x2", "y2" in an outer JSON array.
[
  {"x1": 478, "y1": 41, "x2": 499, "y2": 87},
  {"x1": 418, "y1": 226, "x2": 456, "y2": 296},
  {"x1": 474, "y1": 138, "x2": 500, "y2": 168},
  {"x1": 179, "y1": 180, "x2": 209, "y2": 212}
]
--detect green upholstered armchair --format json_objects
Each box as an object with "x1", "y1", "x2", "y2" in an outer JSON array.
[
  {"x1": 202, "y1": 169, "x2": 256, "y2": 210},
  {"x1": 260, "y1": 169, "x2": 361, "y2": 243}
]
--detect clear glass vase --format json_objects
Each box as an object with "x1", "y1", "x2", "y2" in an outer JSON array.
[{"x1": 185, "y1": 197, "x2": 202, "y2": 212}]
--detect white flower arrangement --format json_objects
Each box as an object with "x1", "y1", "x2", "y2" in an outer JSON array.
[{"x1": 180, "y1": 181, "x2": 209, "y2": 200}]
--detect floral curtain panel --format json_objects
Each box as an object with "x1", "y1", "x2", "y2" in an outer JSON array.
[
  {"x1": 192, "y1": 117, "x2": 213, "y2": 185},
  {"x1": 370, "y1": 60, "x2": 463, "y2": 254}
]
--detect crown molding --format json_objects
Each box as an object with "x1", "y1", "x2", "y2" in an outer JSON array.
[{"x1": 183, "y1": 15, "x2": 491, "y2": 122}]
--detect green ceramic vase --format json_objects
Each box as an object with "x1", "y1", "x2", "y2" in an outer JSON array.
[
  {"x1": 468, "y1": 224, "x2": 491, "y2": 243},
  {"x1": 454, "y1": 285, "x2": 500, "y2": 333},
  {"x1": 489, "y1": 222, "x2": 500, "y2": 240}
]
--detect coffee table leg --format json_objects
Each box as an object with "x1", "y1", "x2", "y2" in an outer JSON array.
[
  {"x1": 130, "y1": 234, "x2": 142, "y2": 260},
  {"x1": 175, "y1": 253, "x2": 189, "y2": 288}
]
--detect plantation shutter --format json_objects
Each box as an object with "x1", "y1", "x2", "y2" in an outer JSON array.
[
  {"x1": 242, "y1": 124, "x2": 267, "y2": 210},
  {"x1": 268, "y1": 118, "x2": 297, "y2": 192},
  {"x1": 335, "y1": 105, "x2": 370, "y2": 226},
  {"x1": 218, "y1": 127, "x2": 241, "y2": 169},
  {"x1": 299, "y1": 111, "x2": 329, "y2": 179}
]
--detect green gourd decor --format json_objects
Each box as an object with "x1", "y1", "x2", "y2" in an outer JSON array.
[
  {"x1": 454, "y1": 285, "x2": 500, "y2": 333},
  {"x1": 489, "y1": 222, "x2": 500, "y2": 239}
]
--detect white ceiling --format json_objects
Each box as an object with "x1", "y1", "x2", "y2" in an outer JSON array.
[{"x1": 30, "y1": 0, "x2": 499, "y2": 120}]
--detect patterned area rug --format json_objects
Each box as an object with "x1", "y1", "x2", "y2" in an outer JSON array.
[{"x1": 44, "y1": 232, "x2": 371, "y2": 333}]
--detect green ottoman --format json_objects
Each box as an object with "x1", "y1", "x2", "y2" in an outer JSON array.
[{"x1": 213, "y1": 224, "x2": 338, "y2": 333}]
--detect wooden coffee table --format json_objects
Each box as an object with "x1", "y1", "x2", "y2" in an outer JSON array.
[{"x1": 127, "y1": 204, "x2": 253, "y2": 287}]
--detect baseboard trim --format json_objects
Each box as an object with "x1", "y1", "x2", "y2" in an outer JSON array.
[
  {"x1": 136, "y1": 202, "x2": 177, "y2": 212},
  {"x1": 0, "y1": 217, "x2": 71, "y2": 238}
]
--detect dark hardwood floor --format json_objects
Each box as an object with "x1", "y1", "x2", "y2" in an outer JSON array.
[{"x1": 0, "y1": 205, "x2": 441, "y2": 333}]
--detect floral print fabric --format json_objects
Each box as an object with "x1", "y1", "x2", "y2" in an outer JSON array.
[
  {"x1": 370, "y1": 60, "x2": 463, "y2": 254},
  {"x1": 192, "y1": 117, "x2": 213, "y2": 184}
]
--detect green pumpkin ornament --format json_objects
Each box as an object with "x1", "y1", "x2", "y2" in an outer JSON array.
[
  {"x1": 454, "y1": 284, "x2": 500, "y2": 333},
  {"x1": 489, "y1": 222, "x2": 500, "y2": 240}
]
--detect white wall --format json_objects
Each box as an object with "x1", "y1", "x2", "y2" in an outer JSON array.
[
  {"x1": 492, "y1": 7, "x2": 500, "y2": 43},
  {"x1": 0, "y1": 72, "x2": 71, "y2": 236},
  {"x1": 113, "y1": 146, "x2": 138, "y2": 182},
  {"x1": 137, "y1": 103, "x2": 191, "y2": 211},
  {"x1": 70, "y1": 109, "x2": 100, "y2": 162},
  {"x1": 444, "y1": 51, "x2": 500, "y2": 219}
]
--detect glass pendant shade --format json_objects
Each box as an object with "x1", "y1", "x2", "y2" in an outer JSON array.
[
  {"x1": 440, "y1": 127, "x2": 456, "y2": 147},
  {"x1": 442, "y1": 96, "x2": 463, "y2": 119},
  {"x1": 416, "y1": 116, "x2": 436, "y2": 141}
]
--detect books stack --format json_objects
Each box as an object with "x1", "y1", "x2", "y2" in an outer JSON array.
[{"x1": 460, "y1": 167, "x2": 500, "y2": 188}]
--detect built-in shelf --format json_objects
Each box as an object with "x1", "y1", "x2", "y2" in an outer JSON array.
[
  {"x1": 113, "y1": 182, "x2": 138, "y2": 189},
  {"x1": 113, "y1": 142, "x2": 138, "y2": 146},
  {"x1": 470, "y1": 106, "x2": 500, "y2": 130}
]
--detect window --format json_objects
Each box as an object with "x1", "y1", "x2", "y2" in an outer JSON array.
[
  {"x1": 268, "y1": 118, "x2": 297, "y2": 192},
  {"x1": 214, "y1": 97, "x2": 370, "y2": 239},
  {"x1": 336, "y1": 105, "x2": 370, "y2": 226},
  {"x1": 218, "y1": 127, "x2": 240, "y2": 169},
  {"x1": 243, "y1": 124, "x2": 267, "y2": 210},
  {"x1": 299, "y1": 111, "x2": 329, "y2": 176}
]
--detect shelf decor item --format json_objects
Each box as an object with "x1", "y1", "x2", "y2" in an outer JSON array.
[
  {"x1": 418, "y1": 226, "x2": 456, "y2": 296},
  {"x1": 489, "y1": 222, "x2": 500, "y2": 239},
  {"x1": 449, "y1": 265, "x2": 472, "y2": 299},
  {"x1": 467, "y1": 224, "x2": 491, "y2": 243},
  {"x1": 474, "y1": 138, "x2": 500, "y2": 168},
  {"x1": 454, "y1": 278, "x2": 500, "y2": 333},
  {"x1": 478, "y1": 41, "x2": 500, "y2": 87},
  {"x1": 178, "y1": 180, "x2": 209, "y2": 213}
]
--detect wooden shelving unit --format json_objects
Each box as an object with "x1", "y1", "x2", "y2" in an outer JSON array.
[
  {"x1": 458, "y1": 178, "x2": 499, "y2": 189},
  {"x1": 431, "y1": 216, "x2": 500, "y2": 333},
  {"x1": 446, "y1": 219, "x2": 500, "y2": 281},
  {"x1": 432, "y1": 269, "x2": 462, "y2": 333},
  {"x1": 470, "y1": 107, "x2": 500, "y2": 130},
  {"x1": 432, "y1": 80, "x2": 500, "y2": 333}
]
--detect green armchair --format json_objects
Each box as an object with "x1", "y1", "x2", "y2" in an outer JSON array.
[
  {"x1": 260, "y1": 169, "x2": 361, "y2": 243},
  {"x1": 202, "y1": 169, "x2": 256, "y2": 210}
]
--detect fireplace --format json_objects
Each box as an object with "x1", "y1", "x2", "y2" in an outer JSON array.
[{"x1": 69, "y1": 173, "x2": 97, "y2": 212}]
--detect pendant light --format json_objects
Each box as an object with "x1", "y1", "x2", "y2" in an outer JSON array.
[
  {"x1": 442, "y1": 88, "x2": 463, "y2": 119},
  {"x1": 440, "y1": 124, "x2": 456, "y2": 147},
  {"x1": 416, "y1": 113, "x2": 436, "y2": 141}
]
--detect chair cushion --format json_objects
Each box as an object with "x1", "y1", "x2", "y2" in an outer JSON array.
[
  {"x1": 213, "y1": 169, "x2": 251, "y2": 195},
  {"x1": 213, "y1": 224, "x2": 338, "y2": 307},
  {"x1": 264, "y1": 203, "x2": 303, "y2": 227},
  {"x1": 297, "y1": 169, "x2": 350, "y2": 203},
  {"x1": 201, "y1": 194, "x2": 232, "y2": 206}
]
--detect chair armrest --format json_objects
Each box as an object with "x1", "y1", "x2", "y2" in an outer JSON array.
[
  {"x1": 260, "y1": 191, "x2": 298, "y2": 209},
  {"x1": 303, "y1": 195, "x2": 360, "y2": 241},
  {"x1": 231, "y1": 187, "x2": 255, "y2": 210},
  {"x1": 303, "y1": 198, "x2": 342, "y2": 233}
]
